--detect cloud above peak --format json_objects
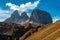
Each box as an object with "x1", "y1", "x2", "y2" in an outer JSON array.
[{"x1": 6, "y1": 0, "x2": 40, "y2": 12}]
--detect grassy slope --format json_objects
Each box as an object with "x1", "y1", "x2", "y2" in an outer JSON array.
[{"x1": 25, "y1": 21, "x2": 60, "y2": 40}]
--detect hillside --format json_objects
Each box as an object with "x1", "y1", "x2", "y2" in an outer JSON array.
[
  {"x1": 21, "y1": 20, "x2": 60, "y2": 40},
  {"x1": 0, "y1": 20, "x2": 60, "y2": 40}
]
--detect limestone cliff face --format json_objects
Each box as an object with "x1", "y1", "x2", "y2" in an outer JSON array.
[{"x1": 29, "y1": 9, "x2": 52, "y2": 24}]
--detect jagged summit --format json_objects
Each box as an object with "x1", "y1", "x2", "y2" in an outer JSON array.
[
  {"x1": 4, "y1": 11, "x2": 29, "y2": 24},
  {"x1": 21, "y1": 12, "x2": 27, "y2": 16},
  {"x1": 11, "y1": 10, "x2": 20, "y2": 18},
  {"x1": 4, "y1": 10, "x2": 21, "y2": 23},
  {"x1": 18, "y1": 12, "x2": 29, "y2": 24},
  {"x1": 21, "y1": 12, "x2": 29, "y2": 20}
]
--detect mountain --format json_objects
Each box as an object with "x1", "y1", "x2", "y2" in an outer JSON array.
[
  {"x1": 29, "y1": 9, "x2": 52, "y2": 24},
  {"x1": 4, "y1": 11, "x2": 29, "y2": 24},
  {"x1": 5, "y1": 9, "x2": 52, "y2": 24},
  {"x1": 4, "y1": 10, "x2": 21, "y2": 23},
  {"x1": 18, "y1": 12, "x2": 29, "y2": 24}
]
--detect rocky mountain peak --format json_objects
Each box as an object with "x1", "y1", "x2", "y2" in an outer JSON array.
[
  {"x1": 11, "y1": 10, "x2": 20, "y2": 18},
  {"x1": 18, "y1": 12, "x2": 29, "y2": 24},
  {"x1": 21, "y1": 12, "x2": 27, "y2": 16},
  {"x1": 21, "y1": 12, "x2": 29, "y2": 19},
  {"x1": 29, "y1": 9, "x2": 52, "y2": 24},
  {"x1": 4, "y1": 10, "x2": 21, "y2": 23},
  {"x1": 4, "y1": 9, "x2": 52, "y2": 24}
]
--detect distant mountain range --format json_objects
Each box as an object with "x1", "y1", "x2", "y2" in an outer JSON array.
[{"x1": 4, "y1": 9, "x2": 52, "y2": 24}]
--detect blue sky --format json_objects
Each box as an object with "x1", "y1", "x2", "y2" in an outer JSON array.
[{"x1": 0, "y1": 0, "x2": 60, "y2": 22}]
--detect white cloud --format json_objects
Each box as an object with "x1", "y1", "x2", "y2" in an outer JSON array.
[
  {"x1": 0, "y1": 9, "x2": 11, "y2": 18},
  {"x1": 6, "y1": 0, "x2": 40, "y2": 12},
  {"x1": 0, "y1": 9, "x2": 11, "y2": 22},
  {"x1": 0, "y1": 9, "x2": 10, "y2": 14},
  {"x1": 0, "y1": 13, "x2": 10, "y2": 22},
  {"x1": 53, "y1": 16, "x2": 60, "y2": 23}
]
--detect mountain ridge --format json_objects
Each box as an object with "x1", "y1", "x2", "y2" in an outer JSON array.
[
  {"x1": 4, "y1": 9, "x2": 52, "y2": 24},
  {"x1": 4, "y1": 10, "x2": 29, "y2": 24}
]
